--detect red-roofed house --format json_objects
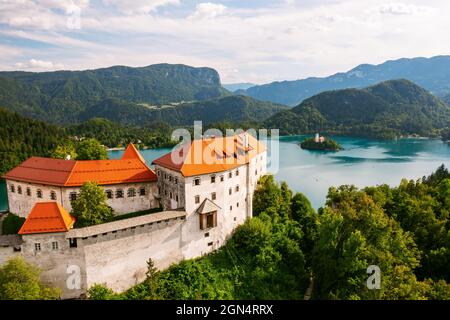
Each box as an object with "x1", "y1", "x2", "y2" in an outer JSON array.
[{"x1": 3, "y1": 144, "x2": 159, "y2": 217}]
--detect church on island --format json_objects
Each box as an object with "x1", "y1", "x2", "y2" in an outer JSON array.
[{"x1": 0, "y1": 132, "x2": 267, "y2": 299}]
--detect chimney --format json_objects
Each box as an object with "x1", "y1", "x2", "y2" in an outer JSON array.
[{"x1": 243, "y1": 134, "x2": 249, "y2": 148}]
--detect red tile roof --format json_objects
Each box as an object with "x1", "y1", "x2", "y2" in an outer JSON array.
[
  {"x1": 18, "y1": 202, "x2": 76, "y2": 235},
  {"x1": 152, "y1": 133, "x2": 266, "y2": 177},
  {"x1": 3, "y1": 144, "x2": 157, "y2": 186}
]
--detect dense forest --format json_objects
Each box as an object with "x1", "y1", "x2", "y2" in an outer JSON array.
[
  {"x1": 88, "y1": 166, "x2": 450, "y2": 300},
  {"x1": 80, "y1": 95, "x2": 287, "y2": 127},
  {"x1": 0, "y1": 108, "x2": 176, "y2": 175},
  {"x1": 264, "y1": 79, "x2": 450, "y2": 139},
  {"x1": 0, "y1": 107, "x2": 66, "y2": 175},
  {"x1": 0, "y1": 64, "x2": 228, "y2": 124}
]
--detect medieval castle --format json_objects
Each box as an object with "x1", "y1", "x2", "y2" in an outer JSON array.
[{"x1": 0, "y1": 132, "x2": 267, "y2": 299}]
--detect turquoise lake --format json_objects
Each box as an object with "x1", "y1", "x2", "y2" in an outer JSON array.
[
  {"x1": 1, "y1": 136, "x2": 449, "y2": 211},
  {"x1": 109, "y1": 135, "x2": 450, "y2": 209}
]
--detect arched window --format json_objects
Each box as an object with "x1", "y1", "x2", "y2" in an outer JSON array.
[
  {"x1": 235, "y1": 185, "x2": 240, "y2": 192},
  {"x1": 128, "y1": 188, "x2": 136, "y2": 197},
  {"x1": 194, "y1": 178, "x2": 201, "y2": 186},
  {"x1": 139, "y1": 187, "x2": 146, "y2": 196},
  {"x1": 105, "y1": 190, "x2": 113, "y2": 199},
  {"x1": 26, "y1": 187, "x2": 31, "y2": 197},
  {"x1": 10, "y1": 184, "x2": 15, "y2": 193},
  {"x1": 50, "y1": 191, "x2": 57, "y2": 200},
  {"x1": 17, "y1": 186, "x2": 22, "y2": 195},
  {"x1": 37, "y1": 189, "x2": 43, "y2": 199},
  {"x1": 116, "y1": 189, "x2": 124, "y2": 198}
]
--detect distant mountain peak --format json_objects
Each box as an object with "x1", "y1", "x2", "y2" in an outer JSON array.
[{"x1": 243, "y1": 55, "x2": 450, "y2": 106}]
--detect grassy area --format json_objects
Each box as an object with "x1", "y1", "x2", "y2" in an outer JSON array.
[{"x1": 111, "y1": 207, "x2": 163, "y2": 222}]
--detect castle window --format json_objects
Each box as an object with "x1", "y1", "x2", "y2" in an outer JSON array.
[
  {"x1": 220, "y1": 175, "x2": 224, "y2": 182},
  {"x1": 139, "y1": 187, "x2": 146, "y2": 196},
  {"x1": 26, "y1": 187, "x2": 31, "y2": 196},
  {"x1": 52, "y1": 241, "x2": 59, "y2": 250},
  {"x1": 128, "y1": 188, "x2": 136, "y2": 197},
  {"x1": 106, "y1": 190, "x2": 113, "y2": 199},
  {"x1": 235, "y1": 169, "x2": 239, "y2": 176},
  {"x1": 210, "y1": 175, "x2": 216, "y2": 183},
  {"x1": 69, "y1": 238, "x2": 77, "y2": 248},
  {"x1": 211, "y1": 192, "x2": 216, "y2": 200},
  {"x1": 230, "y1": 205, "x2": 232, "y2": 211},
  {"x1": 116, "y1": 189, "x2": 124, "y2": 198},
  {"x1": 169, "y1": 176, "x2": 173, "y2": 182},
  {"x1": 255, "y1": 169, "x2": 258, "y2": 176},
  {"x1": 50, "y1": 191, "x2": 57, "y2": 200},
  {"x1": 157, "y1": 170, "x2": 161, "y2": 177},
  {"x1": 195, "y1": 195, "x2": 200, "y2": 204},
  {"x1": 34, "y1": 243, "x2": 41, "y2": 252},
  {"x1": 69, "y1": 192, "x2": 77, "y2": 201},
  {"x1": 17, "y1": 186, "x2": 22, "y2": 195},
  {"x1": 158, "y1": 187, "x2": 161, "y2": 195},
  {"x1": 164, "y1": 190, "x2": 167, "y2": 196},
  {"x1": 229, "y1": 188, "x2": 232, "y2": 195},
  {"x1": 228, "y1": 172, "x2": 232, "y2": 178},
  {"x1": 237, "y1": 202, "x2": 239, "y2": 207},
  {"x1": 175, "y1": 178, "x2": 178, "y2": 184},
  {"x1": 208, "y1": 242, "x2": 213, "y2": 246},
  {"x1": 194, "y1": 178, "x2": 201, "y2": 186},
  {"x1": 164, "y1": 173, "x2": 167, "y2": 179},
  {"x1": 199, "y1": 211, "x2": 217, "y2": 230},
  {"x1": 37, "y1": 189, "x2": 43, "y2": 199},
  {"x1": 176, "y1": 195, "x2": 179, "y2": 202},
  {"x1": 170, "y1": 192, "x2": 173, "y2": 199},
  {"x1": 235, "y1": 185, "x2": 240, "y2": 192},
  {"x1": 10, "y1": 184, "x2": 15, "y2": 193}
]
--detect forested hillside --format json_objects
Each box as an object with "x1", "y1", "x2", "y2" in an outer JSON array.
[
  {"x1": 0, "y1": 107, "x2": 66, "y2": 175},
  {"x1": 88, "y1": 166, "x2": 450, "y2": 300},
  {"x1": 81, "y1": 95, "x2": 287, "y2": 126},
  {"x1": 0, "y1": 64, "x2": 229, "y2": 125},
  {"x1": 264, "y1": 79, "x2": 450, "y2": 139}
]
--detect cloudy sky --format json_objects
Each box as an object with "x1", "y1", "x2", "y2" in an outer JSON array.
[{"x1": 0, "y1": 0, "x2": 449, "y2": 84}]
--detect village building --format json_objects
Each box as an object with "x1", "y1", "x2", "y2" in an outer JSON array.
[
  {"x1": 3, "y1": 144, "x2": 159, "y2": 217},
  {"x1": 0, "y1": 132, "x2": 267, "y2": 299}
]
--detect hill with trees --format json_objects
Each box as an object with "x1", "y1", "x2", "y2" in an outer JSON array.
[
  {"x1": 87, "y1": 166, "x2": 450, "y2": 300},
  {"x1": 0, "y1": 64, "x2": 229, "y2": 125},
  {"x1": 0, "y1": 107, "x2": 66, "y2": 175},
  {"x1": 80, "y1": 95, "x2": 287, "y2": 127},
  {"x1": 264, "y1": 79, "x2": 450, "y2": 139},
  {"x1": 241, "y1": 55, "x2": 450, "y2": 106}
]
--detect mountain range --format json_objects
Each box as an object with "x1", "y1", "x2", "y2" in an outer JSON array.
[
  {"x1": 0, "y1": 64, "x2": 284, "y2": 126},
  {"x1": 264, "y1": 79, "x2": 450, "y2": 138},
  {"x1": 240, "y1": 56, "x2": 450, "y2": 106}
]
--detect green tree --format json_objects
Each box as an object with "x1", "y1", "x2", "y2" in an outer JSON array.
[
  {"x1": 71, "y1": 181, "x2": 114, "y2": 227},
  {"x1": 75, "y1": 138, "x2": 107, "y2": 160},
  {"x1": 145, "y1": 259, "x2": 162, "y2": 300},
  {"x1": 51, "y1": 141, "x2": 77, "y2": 160},
  {"x1": 88, "y1": 284, "x2": 118, "y2": 300},
  {"x1": 253, "y1": 175, "x2": 291, "y2": 219},
  {"x1": 0, "y1": 257, "x2": 60, "y2": 300}
]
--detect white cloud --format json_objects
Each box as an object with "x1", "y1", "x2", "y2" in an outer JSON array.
[
  {"x1": 378, "y1": 2, "x2": 432, "y2": 15},
  {"x1": 1, "y1": 0, "x2": 450, "y2": 83},
  {"x1": 15, "y1": 59, "x2": 65, "y2": 71},
  {"x1": 189, "y1": 2, "x2": 227, "y2": 20},
  {"x1": 103, "y1": 0, "x2": 179, "y2": 15}
]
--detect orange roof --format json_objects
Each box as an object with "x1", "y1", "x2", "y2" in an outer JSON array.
[
  {"x1": 3, "y1": 144, "x2": 157, "y2": 186},
  {"x1": 122, "y1": 143, "x2": 146, "y2": 164},
  {"x1": 19, "y1": 202, "x2": 76, "y2": 235},
  {"x1": 152, "y1": 132, "x2": 266, "y2": 177}
]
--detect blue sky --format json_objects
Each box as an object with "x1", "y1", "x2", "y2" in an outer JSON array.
[{"x1": 0, "y1": 0, "x2": 449, "y2": 84}]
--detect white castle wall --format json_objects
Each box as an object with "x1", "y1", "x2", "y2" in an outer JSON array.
[
  {"x1": 2, "y1": 151, "x2": 267, "y2": 299},
  {"x1": 6, "y1": 180, "x2": 158, "y2": 217}
]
